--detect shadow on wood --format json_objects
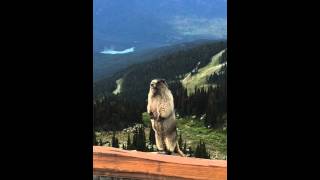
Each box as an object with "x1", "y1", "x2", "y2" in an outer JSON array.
[{"x1": 93, "y1": 146, "x2": 227, "y2": 180}]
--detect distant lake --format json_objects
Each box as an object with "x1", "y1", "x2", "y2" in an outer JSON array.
[{"x1": 100, "y1": 47, "x2": 135, "y2": 55}]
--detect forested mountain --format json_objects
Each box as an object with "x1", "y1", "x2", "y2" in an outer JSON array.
[
  {"x1": 94, "y1": 40, "x2": 226, "y2": 96},
  {"x1": 94, "y1": 40, "x2": 227, "y2": 131},
  {"x1": 94, "y1": 39, "x2": 219, "y2": 81}
]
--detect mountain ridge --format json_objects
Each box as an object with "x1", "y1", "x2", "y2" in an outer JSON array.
[
  {"x1": 93, "y1": 39, "x2": 224, "y2": 81},
  {"x1": 94, "y1": 40, "x2": 227, "y2": 101}
]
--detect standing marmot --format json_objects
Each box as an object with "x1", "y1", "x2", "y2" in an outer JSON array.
[{"x1": 147, "y1": 79, "x2": 185, "y2": 157}]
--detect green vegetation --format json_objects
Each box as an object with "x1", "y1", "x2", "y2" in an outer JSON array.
[
  {"x1": 95, "y1": 113, "x2": 227, "y2": 159},
  {"x1": 176, "y1": 116, "x2": 227, "y2": 159},
  {"x1": 181, "y1": 49, "x2": 226, "y2": 95},
  {"x1": 142, "y1": 112, "x2": 151, "y2": 127},
  {"x1": 93, "y1": 95, "x2": 143, "y2": 131}
]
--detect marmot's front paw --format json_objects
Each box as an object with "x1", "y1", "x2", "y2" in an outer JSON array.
[{"x1": 150, "y1": 111, "x2": 160, "y2": 120}]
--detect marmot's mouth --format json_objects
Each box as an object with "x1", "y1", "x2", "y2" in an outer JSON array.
[{"x1": 151, "y1": 87, "x2": 158, "y2": 93}]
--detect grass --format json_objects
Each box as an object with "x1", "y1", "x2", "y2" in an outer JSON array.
[
  {"x1": 176, "y1": 116, "x2": 227, "y2": 159},
  {"x1": 95, "y1": 112, "x2": 227, "y2": 160},
  {"x1": 181, "y1": 49, "x2": 226, "y2": 95}
]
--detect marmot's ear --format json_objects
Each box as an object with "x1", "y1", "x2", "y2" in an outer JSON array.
[{"x1": 161, "y1": 79, "x2": 168, "y2": 86}]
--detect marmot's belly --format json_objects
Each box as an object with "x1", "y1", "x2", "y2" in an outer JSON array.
[
  {"x1": 153, "y1": 120, "x2": 163, "y2": 133},
  {"x1": 152, "y1": 118, "x2": 177, "y2": 135}
]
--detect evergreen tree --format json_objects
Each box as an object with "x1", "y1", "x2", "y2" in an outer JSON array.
[
  {"x1": 149, "y1": 126, "x2": 156, "y2": 145},
  {"x1": 188, "y1": 146, "x2": 193, "y2": 157},
  {"x1": 178, "y1": 133, "x2": 183, "y2": 149},
  {"x1": 111, "y1": 131, "x2": 119, "y2": 148},
  {"x1": 200, "y1": 141, "x2": 205, "y2": 157},
  {"x1": 131, "y1": 126, "x2": 147, "y2": 151},
  {"x1": 111, "y1": 132, "x2": 116, "y2": 147},
  {"x1": 132, "y1": 128, "x2": 137, "y2": 150},
  {"x1": 115, "y1": 138, "x2": 119, "y2": 148},
  {"x1": 194, "y1": 140, "x2": 211, "y2": 159},
  {"x1": 138, "y1": 126, "x2": 147, "y2": 151},
  {"x1": 183, "y1": 140, "x2": 187, "y2": 154},
  {"x1": 195, "y1": 143, "x2": 200, "y2": 158},
  {"x1": 127, "y1": 133, "x2": 132, "y2": 150}
]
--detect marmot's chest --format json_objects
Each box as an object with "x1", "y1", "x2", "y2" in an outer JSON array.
[
  {"x1": 149, "y1": 101, "x2": 158, "y2": 113},
  {"x1": 149, "y1": 99, "x2": 162, "y2": 111}
]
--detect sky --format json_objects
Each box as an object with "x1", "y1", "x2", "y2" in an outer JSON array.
[{"x1": 93, "y1": 0, "x2": 227, "y2": 53}]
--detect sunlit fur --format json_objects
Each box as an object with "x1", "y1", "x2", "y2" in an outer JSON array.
[{"x1": 147, "y1": 79, "x2": 185, "y2": 156}]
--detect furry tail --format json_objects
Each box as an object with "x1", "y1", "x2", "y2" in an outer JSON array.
[{"x1": 175, "y1": 143, "x2": 186, "y2": 157}]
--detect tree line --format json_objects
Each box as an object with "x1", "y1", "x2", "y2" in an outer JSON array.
[
  {"x1": 93, "y1": 94, "x2": 144, "y2": 131},
  {"x1": 170, "y1": 65, "x2": 227, "y2": 129}
]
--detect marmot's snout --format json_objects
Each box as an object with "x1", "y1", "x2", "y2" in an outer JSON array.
[{"x1": 150, "y1": 84, "x2": 157, "y2": 92}]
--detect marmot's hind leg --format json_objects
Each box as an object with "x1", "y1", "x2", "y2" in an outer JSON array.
[
  {"x1": 155, "y1": 132, "x2": 165, "y2": 151},
  {"x1": 164, "y1": 131, "x2": 177, "y2": 153}
]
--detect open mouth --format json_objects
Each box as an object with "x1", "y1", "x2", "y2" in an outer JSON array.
[{"x1": 151, "y1": 86, "x2": 158, "y2": 92}]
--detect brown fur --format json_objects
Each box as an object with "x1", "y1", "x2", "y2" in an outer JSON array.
[{"x1": 147, "y1": 79, "x2": 185, "y2": 157}]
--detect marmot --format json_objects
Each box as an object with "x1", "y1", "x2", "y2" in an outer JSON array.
[{"x1": 147, "y1": 79, "x2": 185, "y2": 157}]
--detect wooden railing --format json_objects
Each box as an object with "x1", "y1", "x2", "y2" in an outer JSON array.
[{"x1": 93, "y1": 146, "x2": 227, "y2": 180}]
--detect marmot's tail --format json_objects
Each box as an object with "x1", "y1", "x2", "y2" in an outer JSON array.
[{"x1": 175, "y1": 143, "x2": 186, "y2": 157}]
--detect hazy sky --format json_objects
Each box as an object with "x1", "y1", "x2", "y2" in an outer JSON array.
[{"x1": 93, "y1": 0, "x2": 227, "y2": 52}]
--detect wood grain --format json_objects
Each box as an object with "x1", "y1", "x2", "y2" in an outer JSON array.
[{"x1": 93, "y1": 146, "x2": 227, "y2": 180}]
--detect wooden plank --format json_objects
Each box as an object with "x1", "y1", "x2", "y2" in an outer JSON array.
[{"x1": 93, "y1": 146, "x2": 227, "y2": 180}]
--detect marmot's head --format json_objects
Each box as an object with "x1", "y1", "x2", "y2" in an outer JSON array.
[{"x1": 149, "y1": 79, "x2": 168, "y2": 95}]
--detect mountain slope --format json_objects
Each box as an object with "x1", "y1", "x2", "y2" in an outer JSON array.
[
  {"x1": 181, "y1": 49, "x2": 226, "y2": 94},
  {"x1": 93, "y1": 39, "x2": 217, "y2": 81},
  {"x1": 103, "y1": 41, "x2": 226, "y2": 102},
  {"x1": 94, "y1": 40, "x2": 226, "y2": 97}
]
